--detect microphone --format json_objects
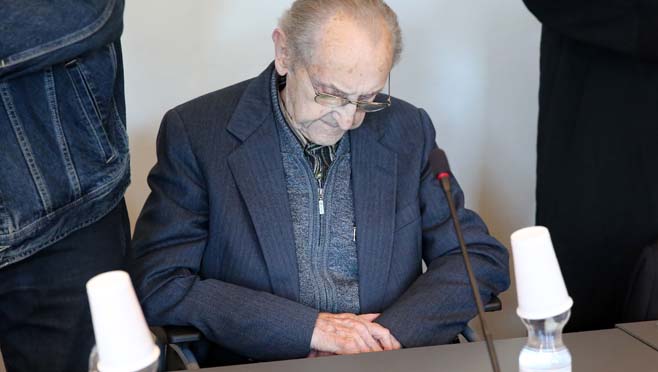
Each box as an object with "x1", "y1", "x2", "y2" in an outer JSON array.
[{"x1": 428, "y1": 148, "x2": 501, "y2": 372}]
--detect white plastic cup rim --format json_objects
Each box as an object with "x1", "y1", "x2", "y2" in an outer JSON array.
[
  {"x1": 96, "y1": 345, "x2": 160, "y2": 372},
  {"x1": 516, "y1": 297, "x2": 573, "y2": 320}
]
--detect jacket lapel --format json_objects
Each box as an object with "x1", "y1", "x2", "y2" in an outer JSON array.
[
  {"x1": 224, "y1": 63, "x2": 399, "y2": 310},
  {"x1": 351, "y1": 120, "x2": 398, "y2": 313},
  {"x1": 226, "y1": 65, "x2": 300, "y2": 302}
]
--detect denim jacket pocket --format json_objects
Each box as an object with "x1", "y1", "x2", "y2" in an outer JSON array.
[
  {"x1": 56, "y1": 42, "x2": 129, "y2": 191},
  {"x1": 0, "y1": 41, "x2": 129, "y2": 261},
  {"x1": 65, "y1": 58, "x2": 117, "y2": 163}
]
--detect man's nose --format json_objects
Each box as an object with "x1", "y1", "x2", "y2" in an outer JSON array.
[{"x1": 335, "y1": 103, "x2": 358, "y2": 130}]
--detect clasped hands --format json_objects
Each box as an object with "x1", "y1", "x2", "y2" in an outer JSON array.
[{"x1": 308, "y1": 312, "x2": 401, "y2": 357}]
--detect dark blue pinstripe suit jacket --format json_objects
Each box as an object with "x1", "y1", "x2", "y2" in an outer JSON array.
[{"x1": 131, "y1": 63, "x2": 510, "y2": 363}]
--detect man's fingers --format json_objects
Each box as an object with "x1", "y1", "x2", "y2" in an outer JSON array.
[
  {"x1": 311, "y1": 312, "x2": 399, "y2": 355},
  {"x1": 334, "y1": 313, "x2": 394, "y2": 352},
  {"x1": 341, "y1": 318, "x2": 382, "y2": 352},
  {"x1": 338, "y1": 330, "x2": 370, "y2": 354},
  {"x1": 358, "y1": 313, "x2": 380, "y2": 322},
  {"x1": 363, "y1": 322, "x2": 394, "y2": 350},
  {"x1": 355, "y1": 318, "x2": 400, "y2": 351},
  {"x1": 358, "y1": 322, "x2": 384, "y2": 352},
  {"x1": 391, "y1": 335, "x2": 402, "y2": 349},
  {"x1": 348, "y1": 322, "x2": 381, "y2": 352},
  {"x1": 374, "y1": 333, "x2": 394, "y2": 350},
  {"x1": 332, "y1": 324, "x2": 370, "y2": 354}
]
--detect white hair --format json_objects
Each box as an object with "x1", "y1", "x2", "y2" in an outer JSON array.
[{"x1": 278, "y1": 0, "x2": 403, "y2": 68}]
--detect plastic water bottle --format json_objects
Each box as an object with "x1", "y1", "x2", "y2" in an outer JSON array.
[{"x1": 518, "y1": 310, "x2": 572, "y2": 372}]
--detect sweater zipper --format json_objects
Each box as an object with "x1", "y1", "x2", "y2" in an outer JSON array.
[
  {"x1": 317, "y1": 183, "x2": 324, "y2": 247},
  {"x1": 318, "y1": 186, "x2": 325, "y2": 215}
]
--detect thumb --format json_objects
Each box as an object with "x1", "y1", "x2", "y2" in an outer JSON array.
[{"x1": 359, "y1": 313, "x2": 380, "y2": 322}]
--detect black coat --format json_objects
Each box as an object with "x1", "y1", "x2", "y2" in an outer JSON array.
[{"x1": 524, "y1": 0, "x2": 658, "y2": 331}]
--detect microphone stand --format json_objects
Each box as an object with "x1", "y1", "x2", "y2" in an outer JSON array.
[{"x1": 438, "y1": 173, "x2": 501, "y2": 372}]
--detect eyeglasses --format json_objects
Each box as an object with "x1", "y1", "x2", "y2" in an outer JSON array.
[{"x1": 310, "y1": 73, "x2": 392, "y2": 113}]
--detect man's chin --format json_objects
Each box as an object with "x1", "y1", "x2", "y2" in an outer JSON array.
[{"x1": 312, "y1": 132, "x2": 345, "y2": 146}]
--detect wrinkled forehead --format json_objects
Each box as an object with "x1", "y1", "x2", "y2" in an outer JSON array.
[{"x1": 306, "y1": 13, "x2": 393, "y2": 92}]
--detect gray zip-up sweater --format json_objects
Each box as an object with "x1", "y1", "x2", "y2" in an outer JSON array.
[{"x1": 271, "y1": 71, "x2": 360, "y2": 313}]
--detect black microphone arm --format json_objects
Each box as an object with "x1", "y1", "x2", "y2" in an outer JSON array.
[{"x1": 428, "y1": 148, "x2": 501, "y2": 372}]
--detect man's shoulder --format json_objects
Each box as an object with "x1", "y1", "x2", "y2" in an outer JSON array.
[
  {"x1": 156, "y1": 76, "x2": 260, "y2": 163},
  {"x1": 373, "y1": 95, "x2": 430, "y2": 138},
  {"x1": 170, "y1": 63, "x2": 274, "y2": 127},
  {"x1": 170, "y1": 78, "x2": 254, "y2": 126},
  {"x1": 388, "y1": 96, "x2": 420, "y2": 114}
]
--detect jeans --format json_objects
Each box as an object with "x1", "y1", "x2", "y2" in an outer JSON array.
[{"x1": 0, "y1": 200, "x2": 130, "y2": 372}]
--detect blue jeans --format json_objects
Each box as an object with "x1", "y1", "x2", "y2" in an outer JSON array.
[{"x1": 0, "y1": 200, "x2": 130, "y2": 372}]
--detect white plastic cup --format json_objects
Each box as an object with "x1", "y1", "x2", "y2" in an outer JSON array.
[
  {"x1": 86, "y1": 270, "x2": 160, "y2": 372},
  {"x1": 511, "y1": 226, "x2": 573, "y2": 320}
]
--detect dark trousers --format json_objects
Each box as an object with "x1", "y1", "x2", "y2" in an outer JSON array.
[{"x1": 0, "y1": 200, "x2": 130, "y2": 372}]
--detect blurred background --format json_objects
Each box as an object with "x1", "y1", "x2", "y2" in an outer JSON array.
[{"x1": 121, "y1": 0, "x2": 541, "y2": 339}]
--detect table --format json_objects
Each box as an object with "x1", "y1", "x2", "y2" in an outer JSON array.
[
  {"x1": 617, "y1": 320, "x2": 658, "y2": 351},
  {"x1": 193, "y1": 329, "x2": 658, "y2": 372}
]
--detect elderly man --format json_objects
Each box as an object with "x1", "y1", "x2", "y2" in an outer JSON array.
[{"x1": 132, "y1": 0, "x2": 509, "y2": 365}]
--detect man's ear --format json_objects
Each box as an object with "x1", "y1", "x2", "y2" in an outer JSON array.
[{"x1": 272, "y1": 28, "x2": 290, "y2": 76}]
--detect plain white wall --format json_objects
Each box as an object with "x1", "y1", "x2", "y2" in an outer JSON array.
[{"x1": 122, "y1": 0, "x2": 541, "y2": 340}]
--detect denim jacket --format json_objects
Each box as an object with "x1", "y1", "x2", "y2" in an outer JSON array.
[{"x1": 0, "y1": 0, "x2": 129, "y2": 268}]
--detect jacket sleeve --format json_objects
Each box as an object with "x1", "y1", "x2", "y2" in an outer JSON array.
[
  {"x1": 522, "y1": 0, "x2": 658, "y2": 62},
  {"x1": 130, "y1": 109, "x2": 318, "y2": 361},
  {"x1": 375, "y1": 109, "x2": 510, "y2": 346}
]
